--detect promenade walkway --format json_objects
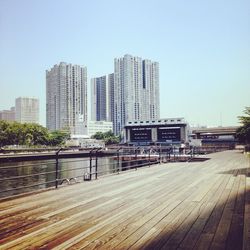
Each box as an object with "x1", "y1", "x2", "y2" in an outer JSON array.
[{"x1": 0, "y1": 150, "x2": 249, "y2": 249}]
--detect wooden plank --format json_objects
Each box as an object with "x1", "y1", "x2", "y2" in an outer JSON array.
[
  {"x1": 75, "y1": 177, "x2": 194, "y2": 249},
  {"x1": 130, "y1": 200, "x2": 198, "y2": 250},
  {"x1": 209, "y1": 172, "x2": 241, "y2": 249},
  {"x1": 243, "y1": 177, "x2": 250, "y2": 250},
  {"x1": 54, "y1": 170, "x2": 193, "y2": 249},
  {"x1": 159, "y1": 174, "x2": 230, "y2": 249},
  {"x1": 0, "y1": 150, "x2": 248, "y2": 250},
  {"x1": 0, "y1": 179, "x2": 158, "y2": 248},
  {"x1": 106, "y1": 172, "x2": 221, "y2": 249},
  {"x1": 226, "y1": 174, "x2": 245, "y2": 250},
  {"x1": 194, "y1": 174, "x2": 235, "y2": 250},
  {"x1": 177, "y1": 174, "x2": 231, "y2": 249},
  {"x1": 1, "y1": 167, "x2": 184, "y2": 249}
]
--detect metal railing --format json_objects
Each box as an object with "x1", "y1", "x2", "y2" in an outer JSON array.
[{"x1": 0, "y1": 145, "x2": 217, "y2": 198}]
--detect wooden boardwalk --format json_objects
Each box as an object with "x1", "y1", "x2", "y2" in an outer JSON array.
[{"x1": 0, "y1": 150, "x2": 249, "y2": 249}]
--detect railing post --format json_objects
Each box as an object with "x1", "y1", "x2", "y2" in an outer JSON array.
[
  {"x1": 148, "y1": 147, "x2": 151, "y2": 167},
  {"x1": 55, "y1": 148, "x2": 62, "y2": 189},
  {"x1": 135, "y1": 146, "x2": 140, "y2": 169},
  {"x1": 159, "y1": 145, "x2": 162, "y2": 163},
  {"x1": 95, "y1": 148, "x2": 102, "y2": 180},
  {"x1": 89, "y1": 148, "x2": 95, "y2": 181},
  {"x1": 117, "y1": 150, "x2": 120, "y2": 173},
  {"x1": 170, "y1": 146, "x2": 172, "y2": 161},
  {"x1": 117, "y1": 147, "x2": 122, "y2": 174},
  {"x1": 95, "y1": 152, "x2": 98, "y2": 180},
  {"x1": 173, "y1": 146, "x2": 176, "y2": 161}
]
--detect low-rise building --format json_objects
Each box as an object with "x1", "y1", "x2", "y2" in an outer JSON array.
[
  {"x1": 123, "y1": 118, "x2": 189, "y2": 146},
  {"x1": 88, "y1": 121, "x2": 113, "y2": 137},
  {"x1": 66, "y1": 134, "x2": 105, "y2": 148},
  {"x1": 0, "y1": 107, "x2": 15, "y2": 121}
]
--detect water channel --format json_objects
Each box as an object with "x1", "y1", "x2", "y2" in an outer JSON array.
[
  {"x1": 0, "y1": 156, "x2": 123, "y2": 198},
  {"x1": 0, "y1": 154, "x2": 155, "y2": 198}
]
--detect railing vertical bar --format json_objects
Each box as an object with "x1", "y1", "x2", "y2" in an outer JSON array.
[
  {"x1": 95, "y1": 155, "x2": 98, "y2": 180},
  {"x1": 55, "y1": 148, "x2": 62, "y2": 189}
]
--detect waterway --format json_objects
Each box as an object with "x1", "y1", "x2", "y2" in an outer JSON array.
[{"x1": 0, "y1": 156, "x2": 122, "y2": 198}]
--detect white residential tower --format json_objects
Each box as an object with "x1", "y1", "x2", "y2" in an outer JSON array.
[
  {"x1": 46, "y1": 62, "x2": 88, "y2": 135},
  {"x1": 113, "y1": 54, "x2": 159, "y2": 135},
  {"x1": 15, "y1": 97, "x2": 39, "y2": 124}
]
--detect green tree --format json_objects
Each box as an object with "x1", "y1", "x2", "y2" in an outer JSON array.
[
  {"x1": 91, "y1": 131, "x2": 105, "y2": 140},
  {"x1": 0, "y1": 120, "x2": 9, "y2": 146},
  {"x1": 25, "y1": 123, "x2": 50, "y2": 145},
  {"x1": 0, "y1": 121, "x2": 51, "y2": 147},
  {"x1": 48, "y1": 130, "x2": 70, "y2": 146},
  {"x1": 236, "y1": 107, "x2": 250, "y2": 144},
  {"x1": 91, "y1": 130, "x2": 120, "y2": 145}
]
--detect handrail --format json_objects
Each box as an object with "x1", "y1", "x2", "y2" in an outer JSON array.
[{"x1": 0, "y1": 145, "x2": 219, "y2": 198}]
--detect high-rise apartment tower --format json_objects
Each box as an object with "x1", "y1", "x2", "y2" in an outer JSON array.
[
  {"x1": 46, "y1": 62, "x2": 87, "y2": 135},
  {"x1": 91, "y1": 76, "x2": 107, "y2": 121},
  {"x1": 113, "y1": 54, "x2": 159, "y2": 135},
  {"x1": 15, "y1": 97, "x2": 39, "y2": 124},
  {"x1": 91, "y1": 73, "x2": 114, "y2": 124}
]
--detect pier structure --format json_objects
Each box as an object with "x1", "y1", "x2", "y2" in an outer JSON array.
[{"x1": 0, "y1": 150, "x2": 249, "y2": 249}]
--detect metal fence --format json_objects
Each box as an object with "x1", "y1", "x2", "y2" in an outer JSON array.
[{"x1": 0, "y1": 145, "x2": 218, "y2": 198}]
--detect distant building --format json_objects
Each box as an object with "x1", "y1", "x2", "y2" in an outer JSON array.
[
  {"x1": 46, "y1": 62, "x2": 88, "y2": 135},
  {"x1": 91, "y1": 73, "x2": 114, "y2": 123},
  {"x1": 123, "y1": 118, "x2": 188, "y2": 146},
  {"x1": 88, "y1": 121, "x2": 113, "y2": 137},
  {"x1": 0, "y1": 107, "x2": 15, "y2": 122},
  {"x1": 190, "y1": 126, "x2": 239, "y2": 149},
  {"x1": 15, "y1": 97, "x2": 39, "y2": 124},
  {"x1": 114, "y1": 54, "x2": 160, "y2": 135},
  {"x1": 66, "y1": 135, "x2": 105, "y2": 148},
  {"x1": 91, "y1": 76, "x2": 107, "y2": 121},
  {"x1": 108, "y1": 73, "x2": 115, "y2": 123}
]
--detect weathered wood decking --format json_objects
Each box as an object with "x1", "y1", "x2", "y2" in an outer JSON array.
[{"x1": 0, "y1": 150, "x2": 249, "y2": 249}]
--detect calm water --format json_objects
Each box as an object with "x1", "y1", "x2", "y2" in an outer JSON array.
[{"x1": 0, "y1": 156, "x2": 123, "y2": 198}]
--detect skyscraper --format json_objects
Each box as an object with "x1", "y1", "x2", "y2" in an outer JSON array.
[
  {"x1": 91, "y1": 76, "x2": 107, "y2": 121},
  {"x1": 91, "y1": 73, "x2": 114, "y2": 123},
  {"x1": 46, "y1": 62, "x2": 87, "y2": 135},
  {"x1": 113, "y1": 54, "x2": 159, "y2": 135},
  {"x1": 108, "y1": 73, "x2": 115, "y2": 123},
  {"x1": 15, "y1": 97, "x2": 39, "y2": 124}
]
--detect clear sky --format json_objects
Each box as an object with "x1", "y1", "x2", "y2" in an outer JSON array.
[{"x1": 0, "y1": 0, "x2": 249, "y2": 127}]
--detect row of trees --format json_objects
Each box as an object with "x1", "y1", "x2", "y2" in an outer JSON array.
[
  {"x1": 236, "y1": 107, "x2": 250, "y2": 145},
  {"x1": 0, "y1": 121, "x2": 70, "y2": 147},
  {"x1": 91, "y1": 130, "x2": 119, "y2": 145}
]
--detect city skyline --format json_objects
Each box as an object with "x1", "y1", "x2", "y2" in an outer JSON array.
[{"x1": 0, "y1": 0, "x2": 249, "y2": 127}]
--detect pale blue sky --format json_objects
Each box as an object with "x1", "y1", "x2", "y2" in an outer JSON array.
[{"x1": 0, "y1": 0, "x2": 249, "y2": 127}]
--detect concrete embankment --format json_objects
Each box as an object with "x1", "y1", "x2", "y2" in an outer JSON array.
[{"x1": 0, "y1": 150, "x2": 115, "y2": 162}]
